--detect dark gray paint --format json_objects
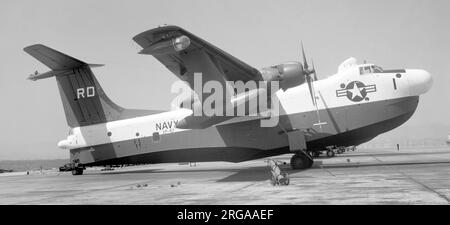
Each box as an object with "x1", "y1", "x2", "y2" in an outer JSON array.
[
  {"x1": 24, "y1": 44, "x2": 421, "y2": 168},
  {"x1": 71, "y1": 96, "x2": 419, "y2": 166},
  {"x1": 24, "y1": 45, "x2": 165, "y2": 127}
]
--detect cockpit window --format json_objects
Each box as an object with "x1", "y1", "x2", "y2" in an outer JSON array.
[
  {"x1": 360, "y1": 66, "x2": 372, "y2": 75},
  {"x1": 371, "y1": 65, "x2": 384, "y2": 73},
  {"x1": 360, "y1": 65, "x2": 383, "y2": 75}
]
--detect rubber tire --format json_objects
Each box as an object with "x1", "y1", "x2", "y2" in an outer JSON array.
[
  {"x1": 307, "y1": 157, "x2": 314, "y2": 168},
  {"x1": 280, "y1": 177, "x2": 290, "y2": 185},
  {"x1": 72, "y1": 168, "x2": 84, "y2": 176},
  {"x1": 327, "y1": 150, "x2": 335, "y2": 158},
  {"x1": 290, "y1": 154, "x2": 313, "y2": 170}
]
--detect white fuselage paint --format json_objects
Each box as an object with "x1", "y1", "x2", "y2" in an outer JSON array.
[
  {"x1": 57, "y1": 59, "x2": 432, "y2": 150},
  {"x1": 58, "y1": 109, "x2": 192, "y2": 149},
  {"x1": 276, "y1": 66, "x2": 410, "y2": 114}
]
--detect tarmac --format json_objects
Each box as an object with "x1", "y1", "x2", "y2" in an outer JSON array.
[{"x1": 1, "y1": 147, "x2": 450, "y2": 205}]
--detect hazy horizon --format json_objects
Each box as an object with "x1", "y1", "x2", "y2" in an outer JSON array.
[{"x1": 1, "y1": 0, "x2": 449, "y2": 160}]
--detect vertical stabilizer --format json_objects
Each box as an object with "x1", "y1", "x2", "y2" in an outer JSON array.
[{"x1": 24, "y1": 44, "x2": 124, "y2": 127}]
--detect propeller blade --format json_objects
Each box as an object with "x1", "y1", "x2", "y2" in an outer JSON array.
[
  {"x1": 301, "y1": 42, "x2": 308, "y2": 70},
  {"x1": 301, "y1": 42, "x2": 315, "y2": 105},
  {"x1": 311, "y1": 59, "x2": 318, "y2": 81},
  {"x1": 306, "y1": 76, "x2": 316, "y2": 106}
]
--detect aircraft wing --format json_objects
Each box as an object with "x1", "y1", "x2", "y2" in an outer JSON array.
[
  {"x1": 133, "y1": 25, "x2": 267, "y2": 129},
  {"x1": 133, "y1": 25, "x2": 264, "y2": 92}
]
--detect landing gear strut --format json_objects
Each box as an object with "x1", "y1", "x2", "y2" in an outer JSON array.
[
  {"x1": 68, "y1": 159, "x2": 84, "y2": 176},
  {"x1": 311, "y1": 151, "x2": 321, "y2": 158},
  {"x1": 290, "y1": 152, "x2": 314, "y2": 170},
  {"x1": 72, "y1": 168, "x2": 84, "y2": 175},
  {"x1": 60, "y1": 161, "x2": 85, "y2": 175}
]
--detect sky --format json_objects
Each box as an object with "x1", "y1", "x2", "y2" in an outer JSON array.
[{"x1": 0, "y1": 0, "x2": 449, "y2": 160}]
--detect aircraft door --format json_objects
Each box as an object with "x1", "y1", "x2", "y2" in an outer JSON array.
[{"x1": 133, "y1": 128, "x2": 145, "y2": 152}]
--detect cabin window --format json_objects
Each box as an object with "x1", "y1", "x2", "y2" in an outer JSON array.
[
  {"x1": 136, "y1": 132, "x2": 140, "y2": 137},
  {"x1": 152, "y1": 132, "x2": 160, "y2": 143},
  {"x1": 107, "y1": 131, "x2": 112, "y2": 137}
]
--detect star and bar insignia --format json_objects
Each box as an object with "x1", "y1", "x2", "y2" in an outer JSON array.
[{"x1": 336, "y1": 81, "x2": 377, "y2": 102}]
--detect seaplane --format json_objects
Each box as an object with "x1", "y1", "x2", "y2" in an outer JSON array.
[{"x1": 24, "y1": 25, "x2": 432, "y2": 175}]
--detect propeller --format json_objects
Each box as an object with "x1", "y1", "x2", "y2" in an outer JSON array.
[
  {"x1": 301, "y1": 43, "x2": 324, "y2": 132},
  {"x1": 276, "y1": 43, "x2": 323, "y2": 137},
  {"x1": 311, "y1": 58, "x2": 318, "y2": 81},
  {"x1": 301, "y1": 42, "x2": 309, "y2": 71},
  {"x1": 301, "y1": 43, "x2": 316, "y2": 106}
]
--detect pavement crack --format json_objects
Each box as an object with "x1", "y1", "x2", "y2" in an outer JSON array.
[
  {"x1": 320, "y1": 165, "x2": 336, "y2": 176},
  {"x1": 370, "y1": 155, "x2": 384, "y2": 164},
  {"x1": 400, "y1": 172, "x2": 450, "y2": 203}
]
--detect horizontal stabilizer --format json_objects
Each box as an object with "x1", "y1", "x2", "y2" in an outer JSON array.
[
  {"x1": 27, "y1": 70, "x2": 71, "y2": 81},
  {"x1": 24, "y1": 44, "x2": 89, "y2": 70},
  {"x1": 24, "y1": 44, "x2": 104, "y2": 81},
  {"x1": 24, "y1": 44, "x2": 104, "y2": 69}
]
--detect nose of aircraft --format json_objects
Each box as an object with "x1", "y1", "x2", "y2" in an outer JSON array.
[{"x1": 407, "y1": 69, "x2": 433, "y2": 95}]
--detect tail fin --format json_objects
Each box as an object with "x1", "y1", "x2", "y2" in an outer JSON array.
[{"x1": 24, "y1": 44, "x2": 124, "y2": 127}]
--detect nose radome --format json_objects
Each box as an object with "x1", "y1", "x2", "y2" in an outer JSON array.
[{"x1": 407, "y1": 69, "x2": 433, "y2": 95}]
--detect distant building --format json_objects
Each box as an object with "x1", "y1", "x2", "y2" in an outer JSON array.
[{"x1": 0, "y1": 169, "x2": 13, "y2": 173}]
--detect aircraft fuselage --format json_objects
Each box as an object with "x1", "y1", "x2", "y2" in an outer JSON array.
[{"x1": 65, "y1": 61, "x2": 432, "y2": 166}]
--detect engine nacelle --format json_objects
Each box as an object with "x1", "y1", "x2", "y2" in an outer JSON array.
[{"x1": 260, "y1": 62, "x2": 305, "y2": 90}]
